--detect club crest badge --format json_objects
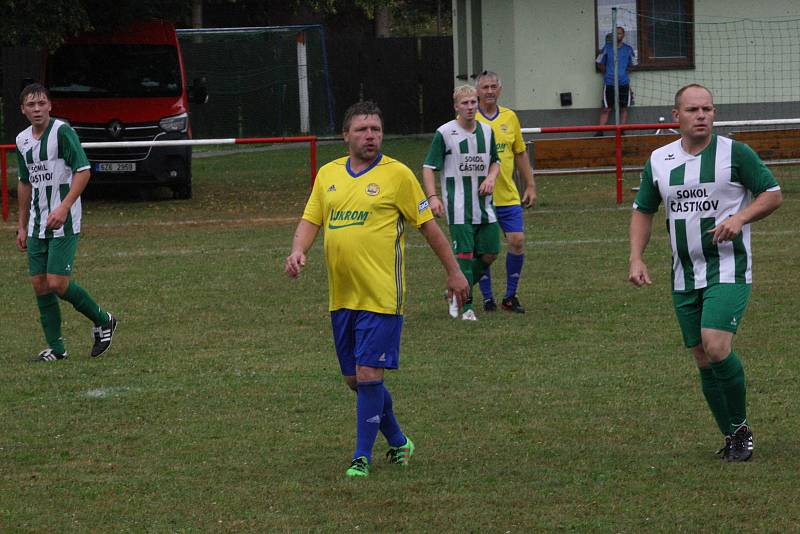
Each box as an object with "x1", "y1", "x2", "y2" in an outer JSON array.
[{"x1": 366, "y1": 183, "x2": 380, "y2": 196}]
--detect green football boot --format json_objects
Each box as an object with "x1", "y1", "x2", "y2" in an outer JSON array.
[
  {"x1": 346, "y1": 456, "x2": 370, "y2": 477},
  {"x1": 386, "y1": 437, "x2": 415, "y2": 466}
]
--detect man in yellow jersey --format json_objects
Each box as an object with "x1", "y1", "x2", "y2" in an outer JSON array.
[
  {"x1": 474, "y1": 70, "x2": 537, "y2": 313},
  {"x1": 285, "y1": 101, "x2": 468, "y2": 478}
]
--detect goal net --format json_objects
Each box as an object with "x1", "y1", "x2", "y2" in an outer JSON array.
[
  {"x1": 177, "y1": 25, "x2": 335, "y2": 139},
  {"x1": 610, "y1": 9, "x2": 800, "y2": 129}
]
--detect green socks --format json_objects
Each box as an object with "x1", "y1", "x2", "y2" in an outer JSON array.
[
  {"x1": 699, "y1": 367, "x2": 731, "y2": 435},
  {"x1": 456, "y1": 257, "x2": 475, "y2": 311},
  {"x1": 61, "y1": 281, "x2": 109, "y2": 327},
  {"x1": 709, "y1": 352, "x2": 748, "y2": 434},
  {"x1": 36, "y1": 293, "x2": 65, "y2": 354}
]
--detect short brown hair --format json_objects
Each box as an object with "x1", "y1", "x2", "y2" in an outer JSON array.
[
  {"x1": 342, "y1": 101, "x2": 383, "y2": 132},
  {"x1": 19, "y1": 82, "x2": 49, "y2": 104},
  {"x1": 674, "y1": 84, "x2": 713, "y2": 108}
]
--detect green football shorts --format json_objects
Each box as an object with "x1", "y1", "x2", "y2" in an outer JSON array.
[
  {"x1": 27, "y1": 234, "x2": 80, "y2": 276},
  {"x1": 672, "y1": 283, "x2": 752, "y2": 348},
  {"x1": 449, "y1": 222, "x2": 501, "y2": 256}
]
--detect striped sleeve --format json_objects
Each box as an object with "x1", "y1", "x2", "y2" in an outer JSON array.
[
  {"x1": 632, "y1": 159, "x2": 661, "y2": 213},
  {"x1": 16, "y1": 148, "x2": 30, "y2": 183},
  {"x1": 58, "y1": 125, "x2": 90, "y2": 172},
  {"x1": 732, "y1": 141, "x2": 780, "y2": 195},
  {"x1": 423, "y1": 131, "x2": 446, "y2": 170}
]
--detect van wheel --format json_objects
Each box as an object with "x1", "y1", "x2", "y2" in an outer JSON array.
[{"x1": 172, "y1": 180, "x2": 192, "y2": 200}]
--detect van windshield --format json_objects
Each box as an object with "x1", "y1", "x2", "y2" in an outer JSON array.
[{"x1": 47, "y1": 44, "x2": 182, "y2": 98}]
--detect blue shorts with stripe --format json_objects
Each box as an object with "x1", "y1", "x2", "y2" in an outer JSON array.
[
  {"x1": 331, "y1": 309, "x2": 403, "y2": 376},
  {"x1": 495, "y1": 204, "x2": 524, "y2": 233}
]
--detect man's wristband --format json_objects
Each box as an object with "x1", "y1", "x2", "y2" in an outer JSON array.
[{"x1": 427, "y1": 194, "x2": 439, "y2": 200}]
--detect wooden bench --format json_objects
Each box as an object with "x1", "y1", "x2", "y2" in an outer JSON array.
[{"x1": 529, "y1": 129, "x2": 800, "y2": 174}]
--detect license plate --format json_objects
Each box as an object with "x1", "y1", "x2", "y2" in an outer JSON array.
[{"x1": 96, "y1": 162, "x2": 136, "y2": 172}]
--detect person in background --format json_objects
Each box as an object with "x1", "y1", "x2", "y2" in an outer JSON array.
[
  {"x1": 595, "y1": 26, "x2": 636, "y2": 135},
  {"x1": 474, "y1": 70, "x2": 537, "y2": 313},
  {"x1": 423, "y1": 85, "x2": 501, "y2": 321}
]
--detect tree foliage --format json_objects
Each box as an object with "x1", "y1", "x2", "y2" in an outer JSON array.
[{"x1": 0, "y1": 0, "x2": 192, "y2": 49}]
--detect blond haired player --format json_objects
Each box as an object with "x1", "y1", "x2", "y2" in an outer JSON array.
[{"x1": 423, "y1": 85, "x2": 501, "y2": 320}]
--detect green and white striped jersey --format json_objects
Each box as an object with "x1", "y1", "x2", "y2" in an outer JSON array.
[
  {"x1": 16, "y1": 118, "x2": 90, "y2": 238},
  {"x1": 424, "y1": 119, "x2": 499, "y2": 225},
  {"x1": 634, "y1": 134, "x2": 780, "y2": 291}
]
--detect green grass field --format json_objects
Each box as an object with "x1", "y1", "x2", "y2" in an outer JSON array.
[{"x1": 1, "y1": 138, "x2": 799, "y2": 532}]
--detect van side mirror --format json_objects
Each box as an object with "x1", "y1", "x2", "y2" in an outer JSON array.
[{"x1": 190, "y1": 77, "x2": 208, "y2": 105}]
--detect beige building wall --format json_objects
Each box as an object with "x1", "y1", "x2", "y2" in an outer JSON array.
[{"x1": 456, "y1": 0, "x2": 800, "y2": 117}]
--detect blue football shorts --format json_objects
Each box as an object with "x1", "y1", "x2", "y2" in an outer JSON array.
[
  {"x1": 330, "y1": 309, "x2": 404, "y2": 376},
  {"x1": 495, "y1": 204, "x2": 524, "y2": 234}
]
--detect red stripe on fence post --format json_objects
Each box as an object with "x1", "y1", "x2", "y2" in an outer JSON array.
[
  {"x1": 1, "y1": 145, "x2": 9, "y2": 221},
  {"x1": 310, "y1": 138, "x2": 317, "y2": 187},
  {"x1": 615, "y1": 126, "x2": 623, "y2": 204}
]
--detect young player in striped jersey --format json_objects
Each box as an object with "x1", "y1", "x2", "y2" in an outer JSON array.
[
  {"x1": 15, "y1": 83, "x2": 118, "y2": 363},
  {"x1": 629, "y1": 84, "x2": 783, "y2": 462},
  {"x1": 474, "y1": 70, "x2": 537, "y2": 314},
  {"x1": 423, "y1": 85, "x2": 501, "y2": 321},
  {"x1": 285, "y1": 101, "x2": 468, "y2": 477}
]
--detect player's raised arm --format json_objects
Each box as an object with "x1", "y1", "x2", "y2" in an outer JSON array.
[{"x1": 285, "y1": 219, "x2": 320, "y2": 278}]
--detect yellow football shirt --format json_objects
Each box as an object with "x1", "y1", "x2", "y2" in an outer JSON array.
[
  {"x1": 302, "y1": 154, "x2": 434, "y2": 315},
  {"x1": 476, "y1": 106, "x2": 527, "y2": 206}
]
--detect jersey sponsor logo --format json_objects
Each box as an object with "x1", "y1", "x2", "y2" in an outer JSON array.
[
  {"x1": 28, "y1": 162, "x2": 54, "y2": 184},
  {"x1": 459, "y1": 155, "x2": 486, "y2": 172},
  {"x1": 418, "y1": 199, "x2": 429, "y2": 213},
  {"x1": 450, "y1": 129, "x2": 459, "y2": 136},
  {"x1": 665, "y1": 153, "x2": 676, "y2": 160},
  {"x1": 366, "y1": 183, "x2": 380, "y2": 196},
  {"x1": 328, "y1": 209, "x2": 370, "y2": 229},
  {"x1": 327, "y1": 184, "x2": 337, "y2": 192},
  {"x1": 670, "y1": 187, "x2": 719, "y2": 213}
]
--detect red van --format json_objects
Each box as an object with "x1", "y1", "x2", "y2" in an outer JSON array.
[{"x1": 44, "y1": 20, "x2": 206, "y2": 198}]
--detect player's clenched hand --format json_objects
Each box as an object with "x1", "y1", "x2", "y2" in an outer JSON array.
[
  {"x1": 46, "y1": 205, "x2": 68, "y2": 229},
  {"x1": 522, "y1": 186, "x2": 537, "y2": 208},
  {"x1": 284, "y1": 251, "x2": 307, "y2": 278},
  {"x1": 446, "y1": 270, "x2": 470, "y2": 308},
  {"x1": 16, "y1": 228, "x2": 27, "y2": 252},
  {"x1": 428, "y1": 196, "x2": 445, "y2": 218},
  {"x1": 628, "y1": 258, "x2": 652, "y2": 287},
  {"x1": 708, "y1": 215, "x2": 743, "y2": 244},
  {"x1": 479, "y1": 177, "x2": 495, "y2": 196}
]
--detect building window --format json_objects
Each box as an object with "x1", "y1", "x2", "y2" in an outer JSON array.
[{"x1": 595, "y1": 0, "x2": 694, "y2": 70}]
